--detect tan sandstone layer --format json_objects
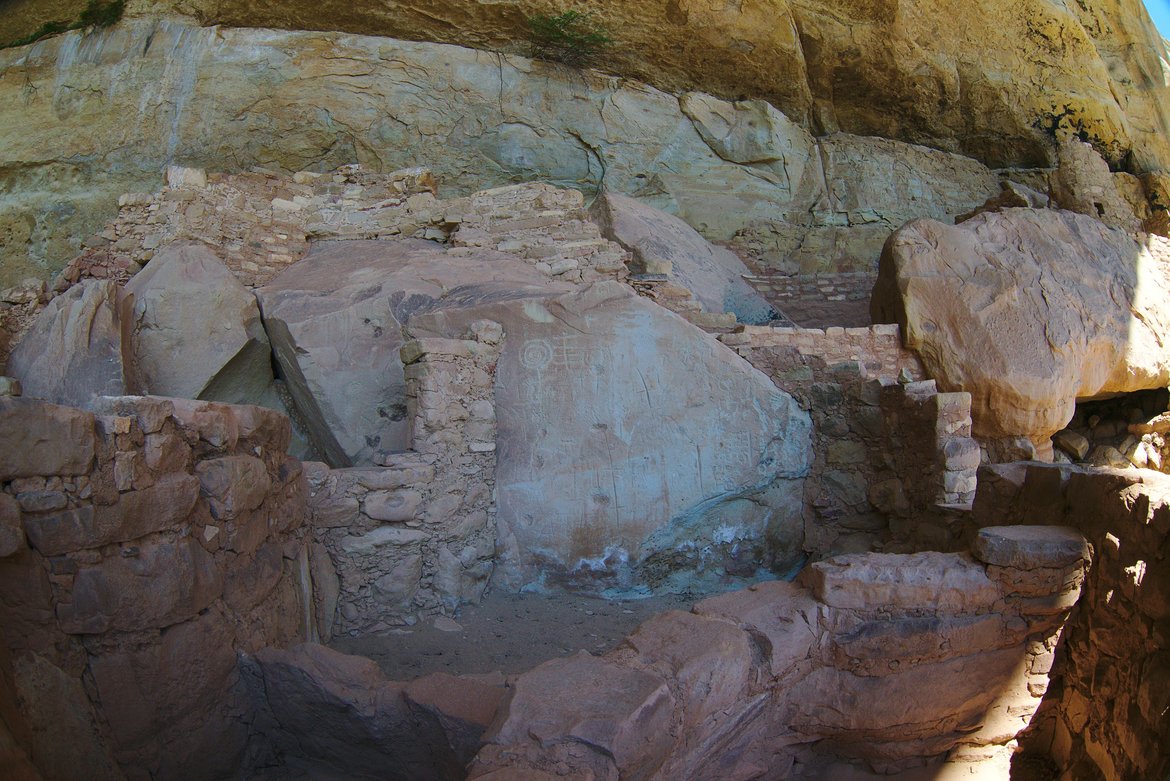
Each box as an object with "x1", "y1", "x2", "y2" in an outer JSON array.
[{"x1": 7, "y1": 0, "x2": 1170, "y2": 174}]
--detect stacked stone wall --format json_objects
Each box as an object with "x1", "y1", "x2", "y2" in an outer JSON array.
[
  {"x1": 304, "y1": 322, "x2": 504, "y2": 637},
  {"x1": 0, "y1": 394, "x2": 311, "y2": 779},
  {"x1": 723, "y1": 325, "x2": 978, "y2": 556},
  {"x1": 52, "y1": 166, "x2": 628, "y2": 295},
  {"x1": 972, "y1": 463, "x2": 1170, "y2": 780}
]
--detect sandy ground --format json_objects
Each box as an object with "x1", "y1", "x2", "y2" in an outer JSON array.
[{"x1": 330, "y1": 589, "x2": 696, "y2": 681}]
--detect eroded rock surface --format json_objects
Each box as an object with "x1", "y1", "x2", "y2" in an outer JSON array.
[
  {"x1": 872, "y1": 209, "x2": 1170, "y2": 448},
  {"x1": 0, "y1": 20, "x2": 1012, "y2": 287},
  {"x1": 410, "y1": 281, "x2": 812, "y2": 594},
  {"x1": 256, "y1": 238, "x2": 566, "y2": 466},
  {"x1": 8, "y1": 0, "x2": 1167, "y2": 175},
  {"x1": 126, "y1": 242, "x2": 273, "y2": 402}
]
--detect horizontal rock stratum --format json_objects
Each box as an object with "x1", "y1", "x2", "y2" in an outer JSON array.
[
  {"x1": 0, "y1": 18, "x2": 1010, "y2": 287},
  {"x1": 8, "y1": 0, "x2": 1169, "y2": 174}
]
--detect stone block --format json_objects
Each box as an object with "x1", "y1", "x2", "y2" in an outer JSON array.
[
  {"x1": 828, "y1": 613, "x2": 1012, "y2": 674},
  {"x1": 0, "y1": 493, "x2": 25, "y2": 558},
  {"x1": 972, "y1": 526, "x2": 1090, "y2": 570},
  {"x1": 800, "y1": 552, "x2": 999, "y2": 613},
  {"x1": 788, "y1": 647, "x2": 1021, "y2": 744},
  {"x1": 364, "y1": 490, "x2": 423, "y2": 522},
  {"x1": 340, "y1": 525, "x2": 428, "y2": 554},
  {"x1": 1053, "y1": 429, "x2": 1090, "y2": 461},
  {"x1": 22, "y1": 475, "x2": 200, "y2": 556},
  {"x1": 942, "y1": 437, "x2": 982, "y2": 471},
  {"x1": 310, "y1": 495, "x2": 361, "y2": 528},
  {"x1": 195, "y1": 456, "x2": 272, "y2": 521},
  {"x1": 56, "y1": 538, "x2": 222, "y2": 634},
  {"x1": 88, "y1": 396, "x2": 174, "y2": 435},
  {"x1": 167, "y1": 398, "x2": 240, "y2": 450},
  {"x1": 0, "y1": 398, "x2": 96, "y2": 480}
]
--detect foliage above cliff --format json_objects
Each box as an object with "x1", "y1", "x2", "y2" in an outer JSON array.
[
  {"x1": 2, "y1": 0, "x2": 122, "y2": 49},
  {"x1": 526, "y1": 10, "x2": 612, "y2": 66}
]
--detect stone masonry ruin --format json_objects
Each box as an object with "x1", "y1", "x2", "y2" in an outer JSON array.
[{"x1": 1, "y1": 4, "x2": 1170, "y2": 780}]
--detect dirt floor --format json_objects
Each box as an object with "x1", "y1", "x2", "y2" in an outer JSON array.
[{"x1": 330, "y1": 589, "x2": 697, "y2": 681}]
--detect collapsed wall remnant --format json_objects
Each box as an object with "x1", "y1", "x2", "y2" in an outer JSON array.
[
  {"x1": 722, "y1": 324, "x2": 980, "y2": 555},
  {"x1": 972, "y1": 463, "x2": 1170, "y2": 780},
  {"x1": 240, "y1": 525, "x2": 1090, "y2": 780},
  {"x1": 305, "y1": 323, "x2": 505, "y2": 636},
  {"x1": 0, "y1": 394, "x2": 311, "y2": 779}
]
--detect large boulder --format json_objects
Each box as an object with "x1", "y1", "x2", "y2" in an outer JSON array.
[
  {"x1": 411, "y1": 281, "x2": 812, "y2": 594},
  {"x1": 872, "y1": 209, "x2": 1170, "y2": 447},
  {"x1": 593, "y1": 192, "x2": 775, "y2": 324},
  {"x1": 6, "y1": 280, "x2": 138, "y2": 407},
  {"x1": 256, "y1": 239, "x2": 570, "y2": 466},
  {"x1": 125, "y1": 242, "x2": 274, "y2": 403}
]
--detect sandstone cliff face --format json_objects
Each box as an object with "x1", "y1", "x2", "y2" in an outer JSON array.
[
  {"x1": 6, "y1": 0, "x2": 1167, "y2": 173},
  {"x1": 0, "y1": 20, "x2": 1006, "y2": 288}
]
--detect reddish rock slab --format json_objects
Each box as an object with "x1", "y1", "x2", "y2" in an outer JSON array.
[
  {"x1": 22, "y1": 475, "x2": 199, "y2": 556},
  {"x1": 7, "y1": 280, "x2": 138, "y2": 408},
  {"x1": 693, "y1": 579, "x2": 820, "y2": 680},
  {"x1": 250, "y1": 643, "x2": 464, "y2": 780},
  {"x1": 405, "y1": 672, "x2": 506, "y2": 765},
  {"x1": 56, "y1": 537, "x2": 222, "y2": 634},
  {"x1": 972, "y1": 525, "x2": 1090, "y2": 569},
  {"x1": 0, "y1": 397, "x2": 95, "y2": 480},
  {"x1": 486, "y1": 651, "x2": 674, "y2": 778},
  {"x1": 622, "y1": 610, "x2": 755, "y2": 721},
  {"x1": 799, "y1": 551, "x2": 999, "y2": 613}
]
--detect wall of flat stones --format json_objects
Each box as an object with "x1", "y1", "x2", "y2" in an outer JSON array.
[
  {"x1": 972, "y1": 463, "x2": 1170, "y2": 780},
  {"x1": 304, "y1": 325, "x2": 502, "y2": 637},
  {"x1": 0, "y1": 394, "x2": 312, "y2": 780},
  {"x1": 55, "y1": 166, "x2": 629, "y2": 294},
  {"x1": 742, "y1": 271, "x2": 876, "y2": 327},
  {"x1": 721, "y1": 325, "x2": 980, "y2": 556}
]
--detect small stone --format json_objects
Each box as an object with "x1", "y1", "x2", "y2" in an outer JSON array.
[
  {"x1": 165, "y1": 166, "x2": 207, "y2": 188},
  {"x1": 1052, "y1": 429, "x2": 1090, "y2": 460},
  {"x1": 1087, "y1": 445, "x2": 1131, "y2": 469},
  {"x1": 433, "y1": 616, "x2": 463, "y2": 633},
  {"x1": 16, "y1": 491, "x2": 68, "y2": 513},
  {"x1": 973, "y1": 526, "x2": 1090, "y2": 569}
]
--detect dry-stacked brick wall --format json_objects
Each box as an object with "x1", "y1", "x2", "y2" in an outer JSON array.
[
  {"x1": 972, "y1": 463, "x2": 1170, "y2": 780},
  {"x1": 722, "y1": 325, "x2": 979, "y2": 556},
  {"x1": 304, "y1": 322, "x2": 504, "y2": 637}
]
